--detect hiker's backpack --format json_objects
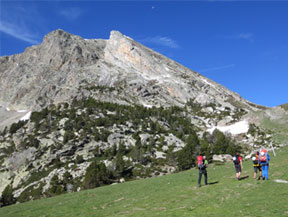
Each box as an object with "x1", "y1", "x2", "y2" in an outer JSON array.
[
  {"x1": 233, "y1": 155, "x2": 240, "y2": 165},
  {"x1": 197, "y1": 156, "x2": 206, "y2": 169},
  {"x1": 252, "y1": 156, "x2": 259, "y2": 166},
  {"x1": 260, "y1": 150, "x2": 268, "y2": 162}
]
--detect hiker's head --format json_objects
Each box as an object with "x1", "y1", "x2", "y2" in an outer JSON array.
[
  {"x1": 203, "y1": 156, "x2": 206, "y2": 160},
  {"x1": 236, "y1": 152, "x2": 240, "y2": 156},
  {"x1": 256, "y1": 151, "x2": 259, "y2": 155}
]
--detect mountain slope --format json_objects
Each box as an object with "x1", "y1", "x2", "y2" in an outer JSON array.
[
  {"x1": 1, "y1": 145, "x2": 287, "y2": 217},
  {"x1": 0, "y1": 29, "x2": 261, "y2": 113}
]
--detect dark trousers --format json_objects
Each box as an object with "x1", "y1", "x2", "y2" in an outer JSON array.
[{"x1": 198, "y1": 169, "x2": 207, "y2": 186}]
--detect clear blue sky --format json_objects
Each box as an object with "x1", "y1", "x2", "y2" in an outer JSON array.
[{"x1": 1, "y1": 1, "x2": 287, "y2": 107}]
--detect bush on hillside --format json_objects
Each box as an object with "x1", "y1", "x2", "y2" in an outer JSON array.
[
  {"x1": 177, "y1": 131, "x2": 200, "y2": 171},
  {"x1": 82, "y1": 161, "x2": 111, "y2": 189},
  {"x1": 0, "y1": 185, "x2": 15, "y2": 207},
  {"x1": 46, "y1": 175, "x2": 65, "y2": 196},
  {"x1": 9, "y1": 120, "x2": 27, "y2": 135},
  {"x1": 202, "y1": 130, "x2": 242, "y2": 158}
]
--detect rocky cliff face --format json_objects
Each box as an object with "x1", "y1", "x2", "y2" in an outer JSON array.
[{"x1": 0, "y1": 30, "x2": 260, "y2": 118}]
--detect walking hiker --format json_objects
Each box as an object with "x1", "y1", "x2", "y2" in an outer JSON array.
[
  {"x1": 252, "y1": 151, "x2": 262, "y2": 180},
  {"x1": 233, "y1": 152, "x2": 243, "y2": 180},
  {"x1": 260, "y1": 149, "x2": 270, "y2": 180},
  {"x1": 197, "y1": 155, "x2": 208, "y2": 187}
]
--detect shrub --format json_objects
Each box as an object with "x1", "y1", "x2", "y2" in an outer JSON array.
[
  {"x1": 82, "y1": 161, "x2": 110, "y2": 189},
  {"x1": 9, "y1": 120, "x2": 27, "y2": 135},
  {"x1": 47, "y1": 175, "x2": 65, "y2": 196},
  {"x1": 75, "y1": 155, "x2": 84, "y2": 164},
  {"x1": 0, "y1": 185, "x2": 15, "y2": 207}
]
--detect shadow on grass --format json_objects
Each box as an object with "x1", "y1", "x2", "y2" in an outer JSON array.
[
  {"x1": 208, "y1": 181, "x2": 219, "y2": 185},
  {"x1": 239, "y1": 175, "x2": 249, "y2": 180}
]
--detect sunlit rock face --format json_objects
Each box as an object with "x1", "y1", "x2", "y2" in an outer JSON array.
[{"x1": 0, "y1": 29, "x2": 261, "y2": 129}]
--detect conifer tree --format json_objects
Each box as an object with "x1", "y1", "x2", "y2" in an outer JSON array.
[{"x1": 0, "y1": 184, "x2": 15, "y2": 207}]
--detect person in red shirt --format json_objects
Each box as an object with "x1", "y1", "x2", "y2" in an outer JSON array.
[{"x1": 233, "y1": 152, "x2": 243, "y2": 180}]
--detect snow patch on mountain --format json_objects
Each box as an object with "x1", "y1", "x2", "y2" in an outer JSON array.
[
  {"x1": 207, "y1": 120, "x2": 249, "y2": 135},
  {"x1": 20, "y1": 111, "x2": 32, "y2": 121},
  {"x1": 17, "y1": 110, "x2": 28, "y2": 113}
]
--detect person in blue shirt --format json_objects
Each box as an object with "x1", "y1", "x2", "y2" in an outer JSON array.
[{"x1": 259, "y1": 150, "x2": 270, "y2": 180}]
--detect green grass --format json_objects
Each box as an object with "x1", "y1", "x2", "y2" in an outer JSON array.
[
  {"x1": 261, "y1": 116, "x2": 288, "y2": 145},
  {"x1": 1, "y1": 146, "x2": 288, "y2": 217},
  {"x1": 251, "y1": 109, "x2": 288, "y2": 145}
]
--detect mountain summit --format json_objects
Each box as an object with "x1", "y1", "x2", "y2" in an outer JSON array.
[{"x1": 0, "y1": 29, "x2": 260, "y2": 114}]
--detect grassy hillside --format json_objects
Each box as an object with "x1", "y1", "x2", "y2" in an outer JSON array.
[
  {"x1": 258, "y1": 109, "x2": 288, "y2": 145},
  {"x1": 1, "y1": 146, "x2": 288, "y2": 217}
]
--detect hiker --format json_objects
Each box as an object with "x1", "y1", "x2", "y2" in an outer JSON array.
[
  {"x1": 252, "y1": 151, "x2": 262, "y2": 179},
  {"x1": 260, "y1": 149, "x2": 270, "y2": 180},
  {"x1": 233, "y1": 152, "x2": 243, "y2": 180},
  {"x1": 197, "y1": 155, "x2": 208, "y2": 187}
]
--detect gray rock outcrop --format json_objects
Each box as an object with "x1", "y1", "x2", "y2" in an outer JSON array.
[{"x1": 0, "y1": 29, "x2": 262, "y2": 129}]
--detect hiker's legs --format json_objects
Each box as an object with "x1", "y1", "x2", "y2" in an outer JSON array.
[
  {"x1": 253, "y1": 167, "x2": 257, "y2": 179},
  {"x1": 204, "y1": 171, "x2": 208, "y2": 185},
  {"x1": 262, "y1": 165, "x2": 267, "y2": 179},
  {"x1": 265, "y1": 165, "x2": 269, "y2": 180},
  {"x1": 235, "y1": 165, "x2": 241, "y2": 179},
  {"x1": 236, "y1": 172, "x2": 240, "y2": 179},
  {"x1": 198, "y1": 171, "x2": 202, "y2": 186},
  {"x1": 261, "y1": 165, "x2": 265, "y2": 178}
]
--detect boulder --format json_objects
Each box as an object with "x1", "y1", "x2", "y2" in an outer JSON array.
[{"x1": 213, "y1": 154, "x2": 233, "y2": 162}]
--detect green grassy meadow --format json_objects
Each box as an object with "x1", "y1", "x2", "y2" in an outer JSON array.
[{"x1": 1, "y1": 146, "x2": 288, "y2": 217}]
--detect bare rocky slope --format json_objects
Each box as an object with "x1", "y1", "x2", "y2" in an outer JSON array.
[
  {"x1": 0, "y1": 29, "x2": 284, "y2": 206},
  {"x1": 0, "y1": 29, "x2": 262, "y2": 127}
]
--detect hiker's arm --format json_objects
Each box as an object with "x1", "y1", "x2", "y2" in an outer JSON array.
[{"x1": 240, "y1": 161, "x2": 243, "y2": 169}]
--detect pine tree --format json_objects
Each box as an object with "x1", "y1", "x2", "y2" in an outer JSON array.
[
  {"x1": 178, "y1": 131, "x2": 200, "y2": 171},
  {"x1": 82, "y1": 161, "x2": 110, "y2": 189},
  {"x1": 0, "y1": 184, "x2": 15, "y2": 207}
]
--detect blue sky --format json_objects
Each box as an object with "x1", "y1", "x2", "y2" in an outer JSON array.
[{"x1": 0, "y1": 1, "x2": 287, "y2": 107}]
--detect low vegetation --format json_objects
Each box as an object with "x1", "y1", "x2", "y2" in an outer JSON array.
[
  {"x1": 0, "y1": 97, "x2": 272, "y2": 206},
  {"x1": 1, "y1": 145, "x2": 287, "y2": 216}
]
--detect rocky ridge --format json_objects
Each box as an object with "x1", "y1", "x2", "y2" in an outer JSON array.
[{"x1": 0, "y1": 30, "x2": 262, "y2": 123}]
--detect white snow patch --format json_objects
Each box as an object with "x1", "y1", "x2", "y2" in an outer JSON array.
[
  {"x1": 6, "y1": 107, "x2": 10, "y2": 111},
  {"x1": 20, "y1": 111, "x2": 32, "y2": 121},
  {"x1": 142, "y1": 103, "x2": 153, "y2": 108},
  {"x1": 207, "y1": 120, "x2": 249, "y2": 135},
  {"x1": 17, "y1": 110, "x2": 27, "y2": 113},
  {"x1": 274, "y1": 179, "x2": 288, "y2": 184}
]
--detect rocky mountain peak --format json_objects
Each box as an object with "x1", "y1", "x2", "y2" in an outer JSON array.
[
  {"x1": 43, "y1": 29, "x2": 74, "y2": 43},
  {"x1": 0, "y1": 29, "x2": 263, "y2": 129},
  {"x1": 109, "y1": 30, "x2": 125, "y2": 40}
]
